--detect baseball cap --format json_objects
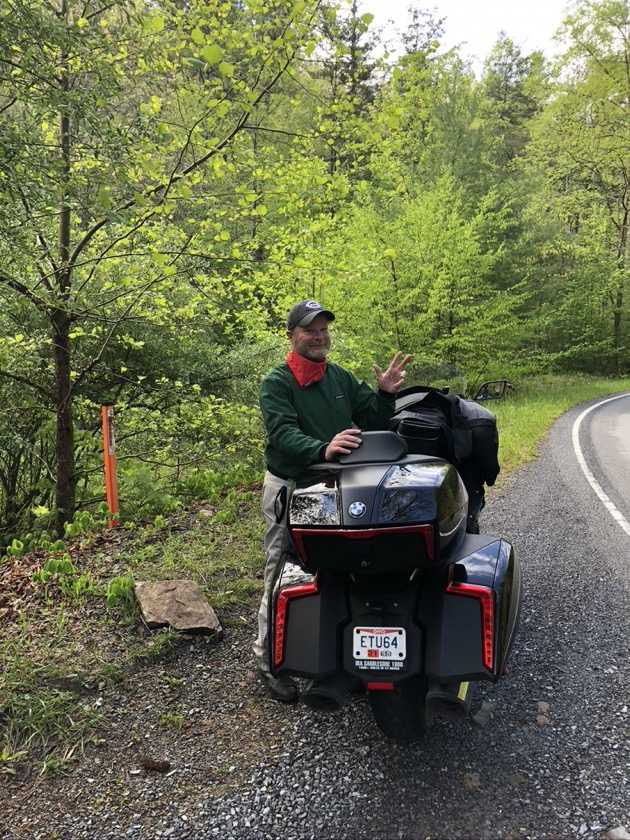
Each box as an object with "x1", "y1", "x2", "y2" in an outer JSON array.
[{"x1": 286, "y1": 300, "x2": 335, "y2": 330}]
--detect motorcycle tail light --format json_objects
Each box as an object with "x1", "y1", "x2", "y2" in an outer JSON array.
[
  {"x1": 446, "y1": 580, "x2": 495, "y2": 672},
  {"x1": 273, "y1": 578, "x2": 319, "y2": 668}
]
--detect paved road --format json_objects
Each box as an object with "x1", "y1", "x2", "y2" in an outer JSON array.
[{"x1": 577, "y1": 393, "x2": 630, "y2": 535}]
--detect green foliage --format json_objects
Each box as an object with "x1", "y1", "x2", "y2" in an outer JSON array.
[
  {"x1": 64, "y1": 510, "x2": 103, "y2": 539},
  {"x1": 176, "y1": 464, "x2": 258, "y2": 504},
  {"x1": 6, "y1": 539, "x2": 25, "y2": 559},
  {"x1": 1, "y1": 0, "x2": 630, "y2": 543},
  {"x1": 3, "y1": 506, "x2": 110, "y2": 559},
  {"x1": 26, "y1": 544, "x2": 136, "y2": 612},
  {"x1": 522, "y1": 0, "x2": 630, "y2": 374},
  {"x1": 1, "y1": 687, "x2": 101, "y2": 775},
  {"x1": 481, "y1": 34, "x2": 548, "y2": 163},
  {"x1": 117, "y1": 463, "x2": 183, "y2": 519},
  {"x1": 0, "y1": 747, "x2": 29, "y2": 776},
  {"x1": 105, "y1": 576, "x2": 136, "y2": 613},
  {"x1": 159, "y1": 710, "x2": 188, "y2": 731},
  {"x1": 31, "y1": 554, "x2": 94, "y2": 600},
  {"x1": 0, "y1": 0, "x2": 325, "y2": 534}
]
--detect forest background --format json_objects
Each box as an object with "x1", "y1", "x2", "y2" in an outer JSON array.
[{"x1": 1, "y1": 0, "x2": 629, "y2": 546}]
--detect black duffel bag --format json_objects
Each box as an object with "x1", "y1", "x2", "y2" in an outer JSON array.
[{"x1": 391, "y1": 386, "x2": 499, "y2": 486}]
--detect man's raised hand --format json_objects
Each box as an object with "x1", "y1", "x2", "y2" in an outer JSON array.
[{"x1": 372, "y1": 352, "x2": 412, "y2": 395}]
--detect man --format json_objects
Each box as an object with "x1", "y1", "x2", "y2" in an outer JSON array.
[{"x1": 254, "y1": 299, "x2": 411, "y2": 702}]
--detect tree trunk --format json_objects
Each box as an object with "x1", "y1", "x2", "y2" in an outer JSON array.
[
  {"x1": 54, "y1": 30, "x2": 75, "y2": 536},
  {"x1": 611, "y1": 203, "x2": 629, "y2": 375},
  {"x1": 52, "y1": 307, "x2": 75, "y2": 535}
]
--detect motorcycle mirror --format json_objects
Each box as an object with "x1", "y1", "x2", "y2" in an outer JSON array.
[{"x1": 475, "y1": 380, "x2": 508, "y2": 401}]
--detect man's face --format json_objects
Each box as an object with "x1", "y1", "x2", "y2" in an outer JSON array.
[{"x1": 287, "y1": 313, "x2": 331, "y2": 362}]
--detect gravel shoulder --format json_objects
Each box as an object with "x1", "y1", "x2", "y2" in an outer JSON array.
[{"x1": 4, "y1": 403, "x2": 630, "y2": 840}]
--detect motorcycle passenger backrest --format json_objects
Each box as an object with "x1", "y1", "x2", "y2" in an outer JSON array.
[{"x1": 338, "y1": 431, "x2": 408, "y2": 465}]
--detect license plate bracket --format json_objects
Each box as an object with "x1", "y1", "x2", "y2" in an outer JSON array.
[{"x1": 353, "y1": 626, "x2": 406, "y2": 671}]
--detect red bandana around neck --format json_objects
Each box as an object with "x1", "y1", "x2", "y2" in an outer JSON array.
[{"x1": 286, "y1": 349, "x2": 327, "y2": 388}]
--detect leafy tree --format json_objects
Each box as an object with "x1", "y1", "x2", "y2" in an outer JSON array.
[
  {"x1": 399, "y1": 6, "x2": 445, "y2": 57},
  {"x1": 299, "y1": 176, "x2": 525, "y2": 381},
  {"x1": 482, "y1": 34, "x2": 548, "y2": 164},
  {"x1": 0, "y1": 0, "x2": 323, "y2": 535},
  {"x1": 525, "y1": 0, "x2": 630, "y2": 373},
  {"x1": 306, "y1": 0, "x2": 381, "y2": 177}
]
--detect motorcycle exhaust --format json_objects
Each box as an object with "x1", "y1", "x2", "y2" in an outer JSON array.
[
  {"x1": 301, "y1": 673, "x2": 353, "y2": 713},
  {"x1": 425, "y1": 681, "x2": 472, "y2": 719}
]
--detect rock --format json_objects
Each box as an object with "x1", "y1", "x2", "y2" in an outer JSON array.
[
  {"x1": 140, "y1": 757, "x2": 172, "y2": 772},
  {"x1": 134, "y1": 580, "x2": 223, "y2": 638},
  {"x1": 462, "y1": 772, "x2": 480, "y2": 790},
  {"x1": 472, "y1": 700, "x2": 496, "y2": 726},
  {"x1": 607, "y1": 828, "x2": 630, "y2": 840},
  {"x1": 46, "y1": 673, "x2": 84, "y2": 693}
]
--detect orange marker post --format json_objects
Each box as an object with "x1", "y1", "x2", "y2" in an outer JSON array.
[{"x1": 101, "y1": 404, "x2": 119, "y2": 528}]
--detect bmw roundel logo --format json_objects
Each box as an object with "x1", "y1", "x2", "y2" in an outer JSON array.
[{"x1": 348, "y1": 501, "x2": 367, "y2": 518}]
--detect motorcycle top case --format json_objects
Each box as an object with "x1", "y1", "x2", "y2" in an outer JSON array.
[{"x1": 287, "y1": 445, "x2": 469, "y2": 575}]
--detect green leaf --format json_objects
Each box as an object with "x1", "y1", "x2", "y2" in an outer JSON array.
[
  {"x1": 97, "y1": 187, "x2": 111, "y2": 209},
  {"x1": 201, "y1": 44, "x2": 223, "y2": 65},
  {"x1": 191, "y1": 28, "x2": 204, "y2": 45},
  {"x1": 183, "y1": 57, "x2": 206, "y2": 70}
]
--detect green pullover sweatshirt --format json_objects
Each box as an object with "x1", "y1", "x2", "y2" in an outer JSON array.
[{"x1": 259, "y1": 360, "x2": 396, "y2": 479}]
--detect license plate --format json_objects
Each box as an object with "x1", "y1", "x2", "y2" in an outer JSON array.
[{"x1": 353, "y1": 627, "x2": 406, "y2": 671}]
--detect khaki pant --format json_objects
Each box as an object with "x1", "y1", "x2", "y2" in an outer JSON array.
[{"x1": 253, "y1": 471, "x2": 294, "y2": 671}]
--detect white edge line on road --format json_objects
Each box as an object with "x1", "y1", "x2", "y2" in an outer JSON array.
[{"x1": 571, "y1": 393, "x2": 630, "y2": 537}]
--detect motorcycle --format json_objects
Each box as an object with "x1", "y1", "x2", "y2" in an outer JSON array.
[{"x1": 268, "y1": 380, "x2": 521, "y2": 742}]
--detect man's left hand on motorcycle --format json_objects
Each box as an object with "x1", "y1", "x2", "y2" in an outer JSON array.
[{"x1": 373, "y1": 351, "x2": 412, "y2": 394}]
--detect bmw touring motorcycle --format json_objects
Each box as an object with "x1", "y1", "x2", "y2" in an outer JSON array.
[{"x1": 268, "y1": 381, "x2": 522, "y2": 741}]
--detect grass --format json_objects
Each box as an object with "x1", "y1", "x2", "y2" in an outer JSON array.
[
  {"x1": 1, "y1": 374, "x2": 629, "y2": 775},
  {"x1": 0, "y1": 644, "x2": 104, "y2": 776},
  {"x1": 490, "y1": 375, "x2": 630, "y2": 477},
  {"x1": 0, "y1": 495, "x2": 265, "y2": 777},
  {"x1": 111, "y1": 496, "x2": 264, "y2": 616}
]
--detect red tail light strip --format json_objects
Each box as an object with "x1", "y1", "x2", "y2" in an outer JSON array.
[
  {"x1": 273, "y1": 578, "x2": 319, "y2": 668},
  {"x1": 446, "y1": 580, "x2": 495, "y2": 672},
  {"x1": 290, "y1": 524, "x2": 434, "y2": 566},
  {"x1": 366, "y1": 682, "x2": 394, "y2": 691}
]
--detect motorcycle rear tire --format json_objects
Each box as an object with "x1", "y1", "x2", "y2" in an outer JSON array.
[{"x1": 369, "y1": 675, "x2": 433, "y2": 742}]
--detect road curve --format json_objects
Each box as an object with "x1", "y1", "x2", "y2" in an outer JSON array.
[{"x1": 574, "y1": 393, "x2": 630, "y2": 537}]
